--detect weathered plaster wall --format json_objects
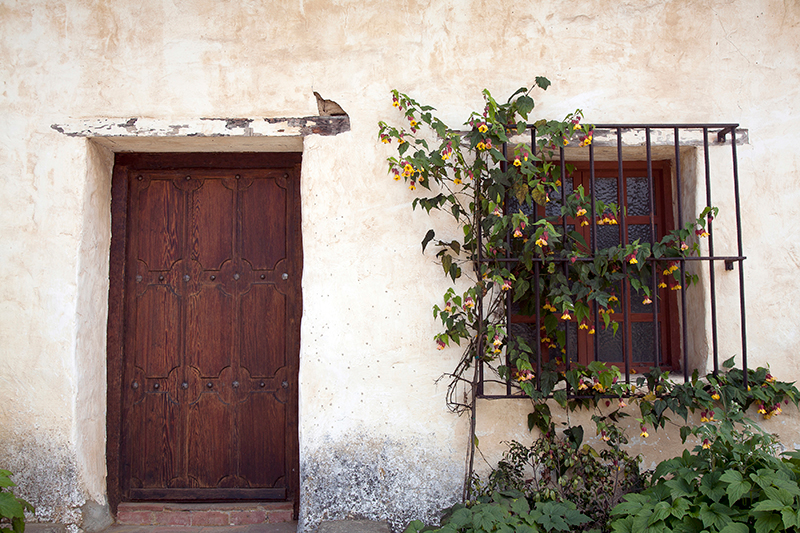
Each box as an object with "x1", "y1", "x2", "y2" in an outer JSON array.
[{"x1": 2, "y1": 1, "x2": 800, "y2": 531}]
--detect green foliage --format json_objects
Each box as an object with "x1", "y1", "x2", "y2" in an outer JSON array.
[
  {"x1": 0, "y1": 470, "x2": 32, "y2": 533},
  {"x1": 609, "y1": 412, "x2": 800, "y2": 533},
  {"x1": 471, "y1": 427, "x2": 643, "y2": 532},
  {"x1": 403, "y1": 491, "x2": 590, "y2": 533}
]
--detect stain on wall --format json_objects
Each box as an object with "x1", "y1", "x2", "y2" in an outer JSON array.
[
  {"x1": 300, "y1": 433, "x2": 462, "y2": 532},
  {"x1": 0, "y1": 432, "x2": 83, "y2": 528}
]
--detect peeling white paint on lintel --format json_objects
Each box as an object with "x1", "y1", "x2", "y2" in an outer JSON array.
[{"x1": 50, "y1": 116, "x2": 350, "y2": 152}]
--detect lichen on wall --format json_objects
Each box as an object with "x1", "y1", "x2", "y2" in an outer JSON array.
[{"x1": 300, "y1": 433, "x2": 463, "y2": 532}]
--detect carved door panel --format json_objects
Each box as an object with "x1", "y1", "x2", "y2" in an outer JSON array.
[{"x1": 113, "y1": 155, "x2": 301, "y2": 505}]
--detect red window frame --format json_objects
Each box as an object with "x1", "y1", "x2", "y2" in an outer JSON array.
[{"x1": 509, "y1": 160, "x2": 681, "y2": 373}]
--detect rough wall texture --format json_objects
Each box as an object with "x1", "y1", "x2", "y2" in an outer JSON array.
[
  {"x1": 1, "y1": 1, "x2": 800, "y2": 531},
  {"x1": 300, "y1": 433, "x2": 462, "y2": 532}
]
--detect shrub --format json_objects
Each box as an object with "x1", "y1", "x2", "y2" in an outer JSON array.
[
  {"x1": 471, "y1": 422, "x2": 643, "y2": 533},
  {"x1": 404, "y1": 490, "x2": 590, "y2": 533},
  {"x1": 609, "y1": 412, "x2": 800, "y2": 533}
]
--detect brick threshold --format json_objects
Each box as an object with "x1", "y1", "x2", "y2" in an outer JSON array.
[{"x1": 116, "y1": 502, "x2": 294, "y2": 526}]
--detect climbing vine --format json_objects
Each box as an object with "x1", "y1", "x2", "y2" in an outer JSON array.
[{"x1": 377, "y1": 82, "x2": 800, "y2": 508}]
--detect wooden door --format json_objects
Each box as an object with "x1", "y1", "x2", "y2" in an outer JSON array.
[{"x1": 107, "y1": 153, "x2": 301, "y2": 508}]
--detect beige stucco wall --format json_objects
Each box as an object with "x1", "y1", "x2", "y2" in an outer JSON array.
[{"x1": 1, "y1": 1, "x2": 800, "y2": 531}]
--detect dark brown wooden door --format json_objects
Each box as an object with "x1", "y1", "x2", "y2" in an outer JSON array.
[{"x1": 108, "y1": 154, "x2": 301, "y2": 506}]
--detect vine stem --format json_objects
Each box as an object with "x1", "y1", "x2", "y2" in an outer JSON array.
[{"x1": 463, "y1": 362, "x2": 479, "y2": 501}]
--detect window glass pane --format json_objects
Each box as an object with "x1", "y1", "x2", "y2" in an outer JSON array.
[
  {"x1": 597, "y1": 225, "x2": 621, "y2": 248},
  {"x1": 628, "y1": 224, "x2": 655, "y2": 245},
  {"x1": 506, "y1": 191, "x2": 535, "y2": 218},
  {"x1": 595, "y1": 176, "x2": 619, "y2": 205},
  {"x1": 510, "y1": 322, "x2": 539, "y2": 355},
  {"x1": 597, "y1": 323, "x2": 623, "y2": 363},
  {"x1": 632, "y1": 322, "x2": 658, "y2": 363},
  {"x1": 545, "y1": 177, "x2": 573, "y2": 218},
  {"x1": 626, "y1": 177, "x2": 651, "y2": 216}
]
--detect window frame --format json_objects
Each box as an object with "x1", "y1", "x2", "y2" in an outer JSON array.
[{"x1": 507, "y1": 160, "x2": 681, "y2": 373}]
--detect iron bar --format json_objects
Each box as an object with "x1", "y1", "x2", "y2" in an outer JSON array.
[
  {"x1": 532, "y1": 128, "x2": 542, "y2": 390},
  {"x1": 616, "y1": 128, "x2": 632, "y2": 381},
  {"x1": 704, "y1": 127, "x2": 720, "y2": 375},
  {"x1": 646, "y1": 128, "x2": 661, "y2": 368},
  {"x1": 590, "y1": 143, "x2": 599, "y2": 367},
  {"x1": 731, "y1": 129, "x2": 748, "y2": 388}
]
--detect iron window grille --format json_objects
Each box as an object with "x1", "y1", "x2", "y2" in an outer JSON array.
[{"x1": 476, "y1": 124, "x2": 748, "y2": 399}]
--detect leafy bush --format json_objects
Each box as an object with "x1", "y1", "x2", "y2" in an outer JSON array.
[
  {"x1": 609, "y1": 412, "x2": 800, "y2": 533},
  {"x1": 404, "y1": 491, "x2": 590, "y2": 533},
  {"x1": 471, "y1": 422, "x2": 643, "y2": 532},
  {"x1": 0, "y1": 470, "x2": 32, "y2": 533}
]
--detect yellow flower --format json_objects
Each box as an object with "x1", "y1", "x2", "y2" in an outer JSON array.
[
  {"x1": 702, "y1": 439, "x2": 711, "y2": 449},
  {"x1": 478, "y1": 124, "x2": 488, "y2": 133},
  {"x1": 588, "y1": 328, "x2": 595, "y2": 335},
  {"x1": 562, "y1": 137, "x2": 569, "y2": 146},
  {"x1": 581, "y1": 220, "x2": 589, "y2": 226},
  {"x1": 671, "y1": 284, "x2": 682, "y2": 291},
  {"x1": 409, "y1": 120, "x2": 418, "y2": 128},
  {"x1": 643, "y1": 297, "x2": 652, "y2": 305},
  {"x1": 711, "y1": 392, "x2": 720, "y2": 400},
  {"x1": 561, "y1": 312, "x2": 571, "y2": 320},
  {"x1": 513, "y1": 158, "x2": 521, "y2": 167},
  {"x1": 477, "y1": 141, "x2": 486, "y2": 150},
  {"x1": 608, "y1": 296, "x2": 619, "y2": 303},
  {"x1": 658, "y1": 282, "x2": 667, "y2": 289},
  {"x1": 629, "y1": 257, "x2": 638, "y2": 264},
  {"x1": 640, "y1": 429, "x2": 649, "y2": 438},
  {"x1": 397, "y1": 138, "x2": 405, "y2": 145},
  {"x1": 454, "y1": 177, "x2": 462, "y2": 185},
  {"x1": 579, "y1": 323, "x2": 588, "y2": 330},
  {"x1": 576, "y1": 208, "x2": 587, "y2": 217},
  {"x1": 409, "y1": 182, "x2": 416, "y2": 190}
]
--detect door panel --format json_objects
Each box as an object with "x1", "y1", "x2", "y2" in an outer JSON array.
[{"x1": 110, "y1": 154, "x2": 301, "y2": 508}]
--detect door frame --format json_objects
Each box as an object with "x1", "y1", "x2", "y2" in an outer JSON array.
[{"x1": 106, "y1": 152, "x2": 302, "y2": 514}]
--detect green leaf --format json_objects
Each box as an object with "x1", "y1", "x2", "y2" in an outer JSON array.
[
  {"x1": 718, "y1": 523, "x2": 749, "y2": 533},
  {"x1": 665, "y1": 476, "x2": 694, "y2": 499},
  {"x1": 754, "y1": 512, "x2": 782, "y2": 533},
  {"x1": 535, "y1": 76, "x2": 551, "y2": 91},
  {"x1": 421, "y1": 229, "x2": 435, "y2": 253},
  {"x1": 719, "y1": 470, "x2": 751, "y2": 506},
  {"x1": 516, "y1": 96, "x2": 535, "y2": 118},
  {"x1": 0, "y1": 493, "x2": 23, "y2": 520},
  {"x1": 648, "y1": 501, "x2": 671, "y2": 524}
]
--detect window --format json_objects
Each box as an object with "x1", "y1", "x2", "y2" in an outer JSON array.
[
  {"x1": 476, "y1": 124, "x2": 749, "y2": 397},
  {"x1": 507, "y1": 161, "x2": 680, "y2": 373}
]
